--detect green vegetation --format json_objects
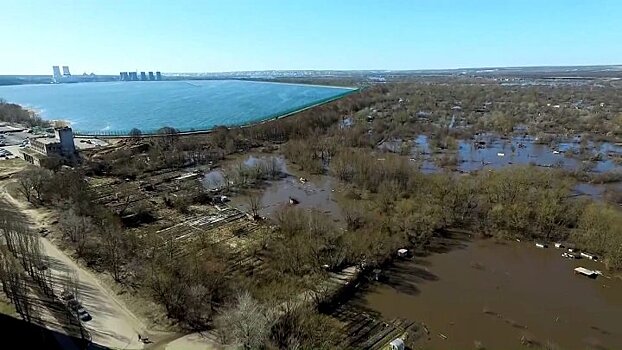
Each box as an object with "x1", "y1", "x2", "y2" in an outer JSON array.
[{"x1": 574, "y1": 203, "x2": 622, "y2": 270}]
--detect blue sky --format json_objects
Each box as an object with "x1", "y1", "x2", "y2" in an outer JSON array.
[{"x1": 1, "y1": 0, "x2": 621, "y2": 74}]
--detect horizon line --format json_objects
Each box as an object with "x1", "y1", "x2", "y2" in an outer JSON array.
[{"x1": 2, "y1": 63, "x2": 622, "y2": 77}]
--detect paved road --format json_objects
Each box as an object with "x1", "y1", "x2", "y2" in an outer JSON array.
[{"x1": 0, "y1": 177, "x2": 146, "y2": 349}]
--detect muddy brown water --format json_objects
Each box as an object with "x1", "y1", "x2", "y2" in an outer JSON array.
[
  {"x1": 214, "y1": 155, "x2": 344, "y2": 224},
  {"x1": 256, "y1": 175, "x2": 343, "y2": 222},
  {"x1": 351, "y1": 238, "x2": 622, "y2": 350}
]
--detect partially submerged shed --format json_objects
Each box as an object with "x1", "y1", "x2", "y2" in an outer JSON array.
[
  {"x1": 574, "y1": 267, "x2": 602, "y2": 278},
  {"x1": 390, "y1": 338, "x2": 405, "y2": 350}
]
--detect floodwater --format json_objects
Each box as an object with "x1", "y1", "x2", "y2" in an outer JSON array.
[
  {"x1": 248, "y1": 174, "x2": 343, "y2": 224},
  {"x1": 409, "y1": 134, "x2": 622, "y2": 174},
  {"x1": 456, "y1": 135, "x2": 620, "y2": 173},
  {"x1": 355, "y1": 238, "x2": 622, "y2": 350},
  {"x1": 203, "y1": 155, "x2": 344, "y2": 224}
]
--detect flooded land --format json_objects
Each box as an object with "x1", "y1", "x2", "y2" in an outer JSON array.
[
  {"x1": 214, "y1": 150, "x2": 622, "y2": 350},
  {"x1": 204, "y1": 155, "x2": 344, "y2": 224},
  {"x1": 409, "y1": 134, "x2": 622, "y2": 174},
  {"x1": 352, "y1": 237, "x2": 622, "y2": 350},
  {"x1": 250, "y1": 175, "x2": 343, "y2": 222}
]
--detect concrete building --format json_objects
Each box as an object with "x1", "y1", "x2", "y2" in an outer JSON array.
[
  {"x1": 62, "y1": 66, "x2": 71, "y2": 76},
  {"x1": 21, "y1": 127, "x2": 77, "y2": 166},
  {"x1": 118, "y1": 70, "x2": 161, "y2": 81}
]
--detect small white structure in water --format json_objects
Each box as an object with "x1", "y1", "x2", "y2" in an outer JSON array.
[
  {"x1": 535, "y1": 243, "x2": 547, "y2": 248},
  {"x1": 574, "y1": 267, "x2": 602, "y2": 278},
  {"x1": 580, "y1": 252, "x2": 598, "y2": 261},
  {"x1": 497, "y1": 152, "x2": 505, "y2": 157},
  {"x1": 389, "y1": 338, "x2": 405, "y2": 350},
  {"x1": 562, "y1": 252, "x2": 578, "y2": 259}
]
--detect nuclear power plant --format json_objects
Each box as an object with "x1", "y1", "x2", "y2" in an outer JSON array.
[
  {"x1": 52, "y1": 65, "x2": 73, "y2": 82},
  {"x1": 50, "y1": 65, "x2": 161, "y2": 83},
  {"x1": 51, "y1": 65, "x2": 99, "y2": 83},
  {"x1": 119, "y1": 70, "x2": 163, "y2": 81}
]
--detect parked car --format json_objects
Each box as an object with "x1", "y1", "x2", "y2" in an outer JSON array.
[{"x1": 79, "y1": 312, "x2": 92, "y2": 322}]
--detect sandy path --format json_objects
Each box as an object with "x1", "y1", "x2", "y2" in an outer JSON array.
[
  {"x1": 0, "y1": 179, "x2": 146, "y2": 349},
  {"x1": 163, "y1": 331, "x2": 222, "y2": 350}
]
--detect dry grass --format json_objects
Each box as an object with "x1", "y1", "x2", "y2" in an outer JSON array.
[{"x1": 0, "y1": 298, "x2": 15, "y2": 316}]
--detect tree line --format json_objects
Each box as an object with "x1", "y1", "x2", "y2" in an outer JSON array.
[{"x1": 0, "y1": 100, "x2": 50, "y2": 128}]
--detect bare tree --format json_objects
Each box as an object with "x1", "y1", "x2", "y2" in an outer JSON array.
[
  {"x1": 215, "y1": 291, "x2": 274, "y2": 350},
  {"x1": 60, "y1": 209, "x2": 95, "y2": 256},
  {"x1": 17, "y1": 168, "x2": 51, "y2": 204},
  {"x1": 267, "y1": 156, "x2": 282, "y2": 179},
  {"x1": 101, "y1": 227, "x2": 124, "y2": 282},
  {"x1": 247, "y1": 192, "x2": 263, "y2": 220}
]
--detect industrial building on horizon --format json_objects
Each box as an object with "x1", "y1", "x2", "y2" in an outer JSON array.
[
  {"x1": 119, "y1": 70, "x2": 163, "y2": 81},
  {"x1": 50, "y1": 65, "x2": 163, "y2": 83},
  {"x1": 52, "y1": 65, "x2": 72, "y2": 82},
  {"x1": 51, "y1": 65, "x2": 99, "y2": 83}
]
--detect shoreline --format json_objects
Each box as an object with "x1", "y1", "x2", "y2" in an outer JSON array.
[{"x1": 0, "y1": 77, "x2": 357, "y2": 90}]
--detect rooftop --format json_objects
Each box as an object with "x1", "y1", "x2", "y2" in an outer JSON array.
[{"x1": 32, "y1": 137, "x2": 61, "y2": 145}]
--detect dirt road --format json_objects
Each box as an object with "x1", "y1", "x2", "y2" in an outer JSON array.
[{"x1": 0, "y1": 178, "x2": 146, "y2": 349}]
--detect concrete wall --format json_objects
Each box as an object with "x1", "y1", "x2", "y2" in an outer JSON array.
[{"x1": 55, "y1": 127, "x2": 76, "y2": 155}]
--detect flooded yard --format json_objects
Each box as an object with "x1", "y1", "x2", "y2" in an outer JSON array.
[
  {"x1": 352, "y1": 237, "x2": 622, "y2": 350},
  {"x1": 203, "y1": 154, "x2": 344, "y2": 224},
  {"x1": 409, "y1": 134, "x2": 622, "y2": 174},
  {"x1": 231, "y1": 174, "x2": 344, "y2": 224},
  {"x1": 260, "y1": 175, "x2": 342, "y2": 221}
]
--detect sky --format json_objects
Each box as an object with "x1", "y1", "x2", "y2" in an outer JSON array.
[{"x1": 1, "y1": 0, "x2": 621, "y2": 75}]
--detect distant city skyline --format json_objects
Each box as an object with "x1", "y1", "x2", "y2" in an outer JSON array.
[{"x1": 1, "y1": 0, "x2": 621, "y2": 75}]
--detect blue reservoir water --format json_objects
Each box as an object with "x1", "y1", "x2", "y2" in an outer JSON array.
[{"x1": 0, "y1": 80, "x2": 355, "y2": 135}]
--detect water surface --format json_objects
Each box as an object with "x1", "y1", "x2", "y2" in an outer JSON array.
[
  {"x1": 0, "y1": 80, "x2": 355, "y2": 134},
  {"x1": 355, "y1": 238, "x2": 622, "y2": 349}
]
